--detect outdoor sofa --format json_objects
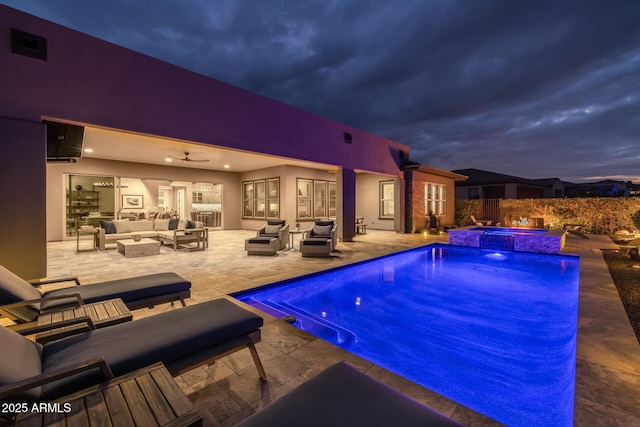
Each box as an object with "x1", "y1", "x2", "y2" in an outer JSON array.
[
  {"x1": 237, "y1": 361, "x2": 462, "y2": 427},
  {"x1": 0, "y1": 265, "x2": 191, "y2": 324},
  {"x1": 0, "y1": 298, "x2": 266, "y2": 403},
  {"x1": 96, "y1": 218, "x2": 207, "y2": 251}
]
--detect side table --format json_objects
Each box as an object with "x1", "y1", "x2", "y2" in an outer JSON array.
[
  {"x1": 76, "y1": 227, "x2": 98, "y2": 253},
  {"x1": 289, "y1": 230, "x2": 305, "y2": 251},
  {"x1": 12, "y1": 362, "x2": 202, "y2": 427},
  {"x1": 36, "y1": 298, "x2": 133, "y2": 344}
]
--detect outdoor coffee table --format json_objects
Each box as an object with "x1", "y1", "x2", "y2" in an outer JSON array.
[
  {"x1": 12, "y1": 362, "x2": 202, "y2": 427},
  {"x1": 117, "y1": 238, "x2": 161, "y2": 257},
  {"x1": 36, "y1": 298, "x2": 133, "y2": 344}
]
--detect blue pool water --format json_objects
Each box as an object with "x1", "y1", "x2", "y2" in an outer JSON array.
[{"x1": 233, "y1": 244, "x2": 580, "y2": 427}]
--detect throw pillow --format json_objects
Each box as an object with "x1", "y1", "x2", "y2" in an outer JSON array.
[
  {"x1": 99, "y1": 220, "x2": 116, "y2": 234},
  {"x1": 112, "y1": 219, "x2": 131, "y2": 234},
  {"x1": 264, "y1": 224, "x2": 282, "y2": 234},
  {"x1": 186, "y1": 220, "x2": 196, "y2": 229},
  {"x1": 267, "y1": 219, "x2": 286, "y2": 226},
  {"x1": 168, "y1": 218, "x2": 179, "y2": 230},
  {"x1": 154, "y1": 219, "x2": 170, "y2": 231},
  {"x1": 312, "y1": 224, "x2": 333, "y2": 237},
  {"x1": 315, "y1": 220, "x2": 334, "y2": 227}
]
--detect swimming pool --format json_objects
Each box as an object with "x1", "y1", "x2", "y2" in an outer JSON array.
[{"x1": 233, "y1": 244, "x2": 580, "y2": 427}]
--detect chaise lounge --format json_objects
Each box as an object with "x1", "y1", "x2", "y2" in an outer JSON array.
[
  {"x1": 0, "y1": 265, "x2": 191, "y2": 325},
  {"x1": 0, "y1": 298, "x2": 266, "y2": 403},
  {"x1": 237, "y1": 362, "x2": 462, "y2": 427}
]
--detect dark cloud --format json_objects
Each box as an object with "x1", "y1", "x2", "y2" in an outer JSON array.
[{"x1": 3, "y1": 0, "x2": 640, "y2": 182}]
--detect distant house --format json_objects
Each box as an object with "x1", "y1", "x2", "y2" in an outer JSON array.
[
  {"x1": 564, "y1": 180, "x2": 633, "y2": 198},
  {"x1": 452, "y1": 169, "x2": 565, "y2": 200}
]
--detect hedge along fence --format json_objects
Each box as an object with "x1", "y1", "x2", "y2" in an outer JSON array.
[{"x1": 455, "y1": 198, "x2": 640, "y2": 235}]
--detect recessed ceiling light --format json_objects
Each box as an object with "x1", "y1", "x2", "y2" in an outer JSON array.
[
  {"x1": 223, "y1": 164, "x2": 230, "y2": 169},
  {"x1": 165, "y1": 158, "x2": 172, "y2": 162},
  {"x1": 83, "y1": 148, "x2": 93, "y2": 153}
]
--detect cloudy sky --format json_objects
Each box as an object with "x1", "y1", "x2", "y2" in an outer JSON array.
[{"x1": 3, "y1": 0, "x2": 640, "y2": 183}]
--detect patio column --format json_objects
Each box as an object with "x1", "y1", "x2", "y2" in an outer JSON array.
[{"x1": 337, "y1": 168, "x2": 356, "y2": 242}]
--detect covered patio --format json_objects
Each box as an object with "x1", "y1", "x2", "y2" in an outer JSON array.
[{"x1": 42, "y1": 230, "x2": 640, "y2": 426}]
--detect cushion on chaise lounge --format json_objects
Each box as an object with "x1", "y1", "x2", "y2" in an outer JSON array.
[
  {"x1": 31, "y1": 299, "x2": 262, "y2": 399},
  {"x1": 39, "y1": 272, "x2": 191, "y2": 311},
  {"x1": 237, "y1": 362, "x2": 462, "y2": 427}
]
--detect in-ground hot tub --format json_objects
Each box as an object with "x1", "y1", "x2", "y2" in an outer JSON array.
[{"x1": 448, "y1": 226, "x2": 567, "y2": 254}]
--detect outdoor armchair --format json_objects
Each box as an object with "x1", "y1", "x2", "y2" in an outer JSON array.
[
  {"x1": 0, "y1": 265, "x2": 191, "y2": 323},
  {"x1": 256, "y1": 219, "x2": 289, "y2": 250}
]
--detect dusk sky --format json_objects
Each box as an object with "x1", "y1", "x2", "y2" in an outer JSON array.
[{"x1": 3, "y1": 0, "x2": 640, "y2": 183}]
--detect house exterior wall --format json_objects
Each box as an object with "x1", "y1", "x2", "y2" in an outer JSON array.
[
  {"x1": 355, "y1": 173, "x2": 397, "y2": 231},
  {"x1": 0, "y1": 5, "x2": 410, "y2": 277},
  {"x1": 404, "y1": 169, "x2": 457, "y2": 233}
]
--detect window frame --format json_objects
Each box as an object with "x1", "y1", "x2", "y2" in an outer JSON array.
[
  {"x1": 425, "y1": 182, "x2": 446, "y2": 216},
  {"x1": 242, "y1": 178, "x2": 280, "y2": 219},
  {"x1": 379, "y1": 180, "x2": 395, "y2": 219}
]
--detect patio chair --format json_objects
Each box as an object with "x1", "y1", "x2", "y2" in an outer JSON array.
[
  {"x1": 256, "y1": 219, "x2": 290, "y2": 250},
  {"x1": 0, "y1": 265, "x2": 191, "y2": 324},
  {"x1": 236, "y1": 362, "x2": 462, "y2": 427},
  {"x1": 0, "y1": 298, "x2": 266, "y2": 402},
  {"x1": 300, "y1": 220, "x2": 337, "y2": 258}
]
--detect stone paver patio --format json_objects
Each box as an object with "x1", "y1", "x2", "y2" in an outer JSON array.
[{"x1": 43, "y1": 230, "x2": 640, "y2": 426}]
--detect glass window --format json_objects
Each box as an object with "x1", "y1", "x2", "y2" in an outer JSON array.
[
  {"x1": 267, "y1": 178, "x2": 280, "y2": 218},
  {"x1": 243, "y1": 182, "x2": 254, "y2": 217},
  {"x1": 297, "y1": 179, "x2": 312, "y2": 219},
  {"x1": 254, "y1": 181, "x2": 266, "y2": 218},
  {"x1": 380, "y1": 181, "x2": 394, "y2": 218},
  {"x1": 425, "y1": 183, "x2": 446, "y2": 216},
  {"x1": 328, "y1": 182, "x2": 337, "y2": 218},
  {"x1": 243, "y1": 179, "x2": 279, "y2": 219},
  {"x1": 314, "y1": 181, "x2": 328, "y2": 218}
]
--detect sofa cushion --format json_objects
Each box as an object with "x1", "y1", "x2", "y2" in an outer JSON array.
[
  {"x1": 99, "y1": 220, "x2": 116, "y2": 234},
  {"x1": 0, "y1": 327, "x2": 44, "y2": 401},
  {"x1": 301, "y1": 238, "x2": 331, "y2": 246},
  {"x1": 267, "y1": 219, "x2": 286, "y2": 226},
  {"x1": 154, "y1": 219, "x2": 170, "y2": 231},
  {"x1": 129, "y1": 221, "x2": 155, "y2": 232},
  {"x1": 169, "y1": 218, "x2": 179, "y2": 230},
  {"x1": 314, "y1": 220, "x2": 334, "y2": 227},
  {"x1": 0, "y1": 265, "x2": 42, "y2": 322},
  {"x1": 112, "y1": 219, "x2": 131, "y2": 234},
  {"x1": 312, "y1": 224, "x2": 333, "y2": 237},
  {"x1": 41, "y1": 299, "x2": 263, "y2": 399},
  {"x1": 40, "y1": 272, "x2": 191, "y2": 312}
]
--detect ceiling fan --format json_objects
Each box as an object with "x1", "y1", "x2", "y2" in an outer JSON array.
[{"x1": 169, "y1": 151, "x2": 209, "y2": 162}]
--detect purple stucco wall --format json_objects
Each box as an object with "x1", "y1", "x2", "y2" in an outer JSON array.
[{"x1": 0, "y1": 5, "x2": 408, "y2": 176}]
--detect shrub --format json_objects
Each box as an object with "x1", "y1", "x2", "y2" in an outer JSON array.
[{"x1": 632, "y1": 210, "x2": 640, "y2": 230}]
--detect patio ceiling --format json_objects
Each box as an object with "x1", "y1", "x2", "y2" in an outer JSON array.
[{"x1": 80, "y1": 125, "x2": 338, "y2": 173}]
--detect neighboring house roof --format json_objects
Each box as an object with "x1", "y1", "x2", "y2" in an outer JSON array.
[{"x1": 450, "y1": 168, "x2": 557, "y2": 187}]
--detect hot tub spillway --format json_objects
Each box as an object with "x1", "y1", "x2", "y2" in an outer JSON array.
[{"x1": 480, "y1": 230, "x2": 514, "y2": 251}]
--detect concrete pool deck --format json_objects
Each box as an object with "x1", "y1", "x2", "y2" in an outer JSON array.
[{"x1": 42, "y1": 230, "x2": 639, "y2": 426}]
